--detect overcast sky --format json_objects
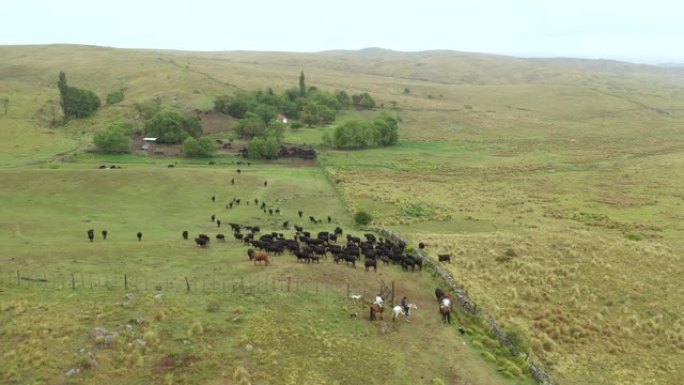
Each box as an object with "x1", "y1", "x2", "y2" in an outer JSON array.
[{"x1": 2, "y1": 0, "x2": 682, "y2": 63}]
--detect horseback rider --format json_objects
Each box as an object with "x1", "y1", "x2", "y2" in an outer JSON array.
[
  {"x1": 401, "y1": 296, "x2": 409, "y2": 316},
  {"x1": 375, "y1": 293, "x2": 384, "y2": 309},
  {"x1": 441, "y1": 295, "x2": 452, "y2": 310}
]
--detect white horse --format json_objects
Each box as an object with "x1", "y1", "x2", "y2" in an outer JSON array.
[{"x1": 392, "y1": 303, "x2": 418, "y2": 321}]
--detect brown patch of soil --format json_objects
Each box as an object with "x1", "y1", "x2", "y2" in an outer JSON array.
[
  {"x1": 196, "y1": 111, "x2": 238, "y2": 135},
  {"x1": 154, "y1": 354, "x2": 199, "y2": 373}
]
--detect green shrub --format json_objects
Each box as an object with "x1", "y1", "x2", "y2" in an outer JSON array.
[
  {"x1": 106, "y1": 90, "x2": 124, "y2": 105},
  {"x1": 625, "y1": 233, "x2": 643, "y2": 241},
  {"x1": 144, "y1": 109, "x2": 202, "y2": 144},
  {"x1": 183, "y1": 136, "x2": 215, "y2": 157},
  {"x1": 93, "y1": 126, "x2": 130, "y2": 154},
  {"x1": 353, "y1": 210, "x2": 373, "y2": 226}
]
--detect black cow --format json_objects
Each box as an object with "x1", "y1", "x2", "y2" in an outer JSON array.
[
  {"x1": 438, "y1": 254, "x2": 451, "y2": 263},
  {"x1": 419, "y1": 242, "x2": 426, "y2": 249},
  {"x1": 101, "y1": 230, "x2": 108, "y2": 240},
  {"x1": 211, "y1": 195, "x2": 215, "y2": 202},
  {"x1": 216, "y1": 234, "x2": 225, "y2": 242},
  {"x1": 195, "y1": 237, "x2": 209, "y2": 247},
  {"x1": 282, "y1": 220, "x2": 289, "y2": 229},
  {"x1": 298, "y1": 210, "x2": 303, "y2": 218},
  {"x1": 231, "y1": 178, "x2": 235, "y2": 185},
  {"x1": 87, "y1": 229, "x2": 94, "y2": 242},
  {"x1": 217, "y1": 220, "x2": 221, "y2": 228},
  {"x1": 211, "y1": 214, "x2": 215, "y2": 222},
  {"x1": 435, "y1": 288, "x2": 445, "y2": 301},
  {"x1": 295, "y1": 250, "x2": 310, "y2": 263},
  {"x1": 182, "y1": 230, "x2": 189, "y2": 240},
  {"x1": 365, "y1": 259, "x2": 377, "y2": 272},
  {"x1": 136, "y1": 232, "x2": 143, "y2": 241},
  {"x1": 264, "y1": 181, "x2": 268, "y2": 187}
]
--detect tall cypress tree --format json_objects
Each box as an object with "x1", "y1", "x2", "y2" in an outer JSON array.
[{"x1": 299, "y1": 71, "x2": 306, "y2": 97}]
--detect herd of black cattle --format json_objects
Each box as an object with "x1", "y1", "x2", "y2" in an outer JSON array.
[{"x1": 84, "y1": 196, "x2": 453, "y2": 271}]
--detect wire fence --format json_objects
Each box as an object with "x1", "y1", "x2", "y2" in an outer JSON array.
[{"x1": 0, "y1": 269, "x2": 392, "y2": 301}]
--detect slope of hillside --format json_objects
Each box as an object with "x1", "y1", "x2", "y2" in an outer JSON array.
[{"x1": 1, "y1": 44, "x2": 684, "y2": 385}]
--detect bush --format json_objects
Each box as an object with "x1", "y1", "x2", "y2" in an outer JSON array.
[
  {"x1": 106, "y1": 90, "x2": 124, "y2": 105},
  {"x1": 144, "y1": 109, "x2": 202, "y2": 144},
  {"x1": 93, "y1": 125, "x2": 130, "y2": 154},
  {"x1": 353, "y1": 210, "x2": 373, "y2": 226},
  {"x1": 183, "y1": 136, "x2": 215, "y2": 157},
  {"x1": 328, "y1": 113, "x2": 399, "y2": 149}
]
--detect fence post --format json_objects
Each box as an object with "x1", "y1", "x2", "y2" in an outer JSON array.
[
  {"x1": 391, "y1": 281, "x2": 395, "y2": 307},
  {"x1": 185, "y1": 276, "x2": 190, "y2": 293},
  {"x1": 124, "y1": 274, "x2": 128, "y2": 290},
  {"x1": 71, "y1": 273, "x2": 76, "y2": 290}
]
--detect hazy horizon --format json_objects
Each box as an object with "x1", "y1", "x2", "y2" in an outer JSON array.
[{"x1": 2, "y1": 0, "x2": 682, "y2": 65}]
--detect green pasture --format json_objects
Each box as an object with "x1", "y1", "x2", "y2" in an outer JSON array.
[
  {"x1": 2, "y1": 44, "x2": 684, "y2": 385},
  {"x1": 0, "y1": 160, "x2": 530, "y2": 385}
]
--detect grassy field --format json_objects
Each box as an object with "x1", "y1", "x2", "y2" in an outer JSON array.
[{"x1": 1, "y1": 44, "x2": 684, "y2": 384}]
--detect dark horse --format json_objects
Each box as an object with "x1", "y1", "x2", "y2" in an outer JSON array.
[
  {"x1": 369, "y1": 303, "x2": 384, "y2": 321},
  {"x1": 435, "y1": 288, "x2": 452, "y2": 324},
  {"x1": 440, "y1": 303, "x2": 452, "y2": 324}
]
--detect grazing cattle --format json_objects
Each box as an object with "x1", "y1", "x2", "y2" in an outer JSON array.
[
  {"x1": 282, "y1": 220, "x2": 289, "y2": 229},
  {"x1": 208, "y1": 161, "x2": 215, "y2": 165},
  {"x1": 309, "y1": 216, "x2": 316, "y2": 223},
  {"x1": 364, "y1": 259, "x2": 377, "y2": 272},
  {"x1": 233, "y1": 232, "x2": 244, "y2": 242},
  {"x1": 216, "y1": 220, "x2": 221, "y2": 228},
  {"x1": 327, "y1": 216, "x2": 331, "y2": 223},
  {"x1": 438, "y1": 254, "x2": 451, "y2": 263},
  {"x1": 216, "y1": 234, "x2": 225, "y2": 242},
  {"x1": 334, "y1": 227, "x2": 343, "y2": 236},
  {"x1": 168, "y1": 164, "x2": 175, "y2": 168},
  {"x1": 237, "y1": 169, "x2": 241, "y2": 174},
  {"x1": 211, "y1": 195, "x2": 215, "y2": 202},
  {"x1": 247, "y1": 248, "x2": 270, "y2": 266},
  {"x1": 182, "y1": 230, "x2": 189, "y2": 240},
  {"x1": 298, "y1": 210, "x2": 303, "y2": 218},
  {"x1": 99, "y1": 165, "x2": 106, "y2": 169},
  {"x1": 87, "y1": 229, "x2": 94, "y2": 242},
  {"x1": 211, "y1": 214, "x2": 215, "y2": 222},
  {"x1": 419, "y1": 242, "x2": 426, "y2": 249},
  {"x1": 136, "y1": 232, "x2": 143, "y2": 241},
  {"x1": 264, "y1": 181, "x2": 268, "y2": 187},
  {"x1": 231, "y1": 178, "x2": 234, "y2": 185},
  {"x1": 195, "y1": 237, "x2": 209, "y2": 247},
  {"x1": 101, "y1": 230, "x2": 108, "y2": 240},
  {"x1": 295, "y1": 249, "x2": 311, "y2": 263}
]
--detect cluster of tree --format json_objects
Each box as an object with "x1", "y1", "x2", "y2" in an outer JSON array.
[
  {"x1": 183, "y1": 136, "x2": 215, "y2": 157},
  {"x1": 214, "y1": 72, "x2": 365, "y2": 136},
  {"x1": 323, "y1": 113, "x2": 399, "y2": 149},
  {"x1": 143, "y1": 109, "x2": 202, "y2": 144},
  {"x1": 57, "y1": 71, "x2": 101, "y2": 120},
  {"x1": 247, "y1": 136, "x2": 280, "y2": 159},
  {"x1": 93, "y1": 121, "x2": 133, "y2": 154}
]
